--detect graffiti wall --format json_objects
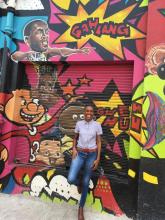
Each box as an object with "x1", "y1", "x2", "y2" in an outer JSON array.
[
  {"x1": 0, "y1": 61, "x2": 134, "y2": 216},
  {"x1": 1, "y1": 0, "x2": 160, "y2": 219},
  {"x1": 133, "y1": 1, "x2": 165, "y2": 219}
]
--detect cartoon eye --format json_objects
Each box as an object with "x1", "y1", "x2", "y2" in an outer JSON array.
[
  {"x1": 157, "y1": 63, "x2": 165, "y2": 80},
  {"x1": 80, "y1": 114, "x2": 84, "y2": 120},
  {"x1": 44, "y1": 151, "x2": 50, "y2": 156},
  {"x1": 21, "y1": 100, "x2": 26, "y2": 106},
  {"x1": 72, "y1": 114, "x2": 78, "y2": 120},
  {"x1": 32, "y1": 99, "x2": 40, "y2": 105}
]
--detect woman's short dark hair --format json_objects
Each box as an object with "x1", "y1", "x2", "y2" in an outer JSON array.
[{"x1": 85, "y1": 105, "x2": 94, "y2": 110}]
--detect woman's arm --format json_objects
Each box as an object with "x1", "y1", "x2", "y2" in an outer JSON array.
[
  {"x1": 96, "y1": 134, "x2": 101, "y2": 161},
  {"x1": 92, "y1": 134, "x2": 101, "y2": 170},
  {"x1": 72, "y1": 133, "x2": 79, "y2": 159}
]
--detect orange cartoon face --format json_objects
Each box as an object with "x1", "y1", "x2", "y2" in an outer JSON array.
[
  {"x1": 36, "y1": 139, "x2": 65, "y2": 166},
  {"x1": 5, "y1": 89, "x2": 46, "y2": 127}
]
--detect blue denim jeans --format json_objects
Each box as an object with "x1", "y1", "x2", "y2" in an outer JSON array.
[{"x1": 67, "y1": 151, "x2": 97, "y2": 207}]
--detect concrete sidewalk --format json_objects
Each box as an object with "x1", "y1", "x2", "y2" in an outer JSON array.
[{"x1": 0, "y1": 193, "x2": 131, "y2": 220}]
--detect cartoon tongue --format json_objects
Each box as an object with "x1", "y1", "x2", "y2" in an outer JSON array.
[{"x1": 144, "y1": 92, "x2": 165, "y2": 150}]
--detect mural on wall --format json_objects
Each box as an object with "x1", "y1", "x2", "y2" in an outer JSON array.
[
  {"x1": 2, "y1": 0, "x2": 147, "y2": 62},
  {"x1": 0, "y1": 62, "x2": 131, "y2": 216},
  {"x1": 144, "y1": 44, "x2": 165, "y2": 151},
  {"x1": 52, "y1": 0, "x2": 145, "y2": 60},
  {"x1": 130, "y1": 44, "x2": 165, "y2": 159},
  {"x1": 129, "y1": 43, "x2": 165, "y2": 219},
  {"x1": 127, "y1": 1, "x2": 165, "y2": 218},
  {"x1": 0, "y1": 0, "x2": 150, "y2": 218},
  {"x1": 129, "y1": 43, "x2": 165, "y2": 184}
]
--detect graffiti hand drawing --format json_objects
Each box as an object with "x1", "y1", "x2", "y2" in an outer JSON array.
[{"x1": 11, "y1": 20, "x2": 91, "y2": 62}]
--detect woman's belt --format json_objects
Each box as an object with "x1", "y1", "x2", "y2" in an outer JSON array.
[{"x1": 76, "y1": 147, "x2": 97, "y2": 153}]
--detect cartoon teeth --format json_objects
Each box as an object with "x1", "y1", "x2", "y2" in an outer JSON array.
[
  {"x1": 30, "y1": 174, "x2": 94, "y2": 202},
  {"x1": 21, "y1": 111, "x2": 35, "y2": 118},
  {"x1": 20, "y1": 110, "x2": 40, "y2": 121},
  {"x1": 30, "y1": 175, "x2": 47, "y2": 197}
]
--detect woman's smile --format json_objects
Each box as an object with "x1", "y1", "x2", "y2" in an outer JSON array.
[{"x1": 85, "y1": 106, "x2": 94, "y2": 121}]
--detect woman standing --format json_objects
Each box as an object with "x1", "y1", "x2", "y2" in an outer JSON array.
[{"x1": 67, "y1": 105, "x2": 102, "y2": 220}]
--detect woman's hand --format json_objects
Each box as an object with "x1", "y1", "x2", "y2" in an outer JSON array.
[
  {"x1": 72, "y1": 148, "x2": 78, "y2": 159},
  {"x1": 92, "y1": 159, "x2": 100, "y2": 170}
]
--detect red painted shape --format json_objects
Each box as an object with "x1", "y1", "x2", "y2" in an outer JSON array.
[
  {"x1": 135, "y1": 12, "x2": 147, "y2": 59},
  {"x1": 94, "y1": 176, "x2": 123, "y2": 216},
  {"x1": 113, "y1": 141, "x2": 122, "y2": 157},
  {"x1": 146, "y1": 0, "x2": 165, "y2": 50},
  {"x1": 13, "y1": 166, "x2": 40, "y2": 186}
]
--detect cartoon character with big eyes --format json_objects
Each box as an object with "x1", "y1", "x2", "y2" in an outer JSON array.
[
  {"x1": 58, "y1": 103, "x2": 85, "y2": 138},
  {"x1": 0, "y1": 89, "x2": 64, "y2": 162},
  {"x1": 35, "y1": 137, "x2": 65, "y2": 166}
]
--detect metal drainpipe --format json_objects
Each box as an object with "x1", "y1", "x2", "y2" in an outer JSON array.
[{"x1": 1, "y1": 0, "x2": 17, "y2": 91}]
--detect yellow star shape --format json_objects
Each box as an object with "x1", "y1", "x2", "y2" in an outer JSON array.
[
  {"x1": 93, "y1": 91, "x2": 126, "y2": 137},
  {"x1": 55, "y1": 0, "x2": 145, "y2": 59}
]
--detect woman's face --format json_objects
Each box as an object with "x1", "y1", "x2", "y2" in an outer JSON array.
[{"x1": 85, "y1": 106, "x2": 94, "y2": 121}]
